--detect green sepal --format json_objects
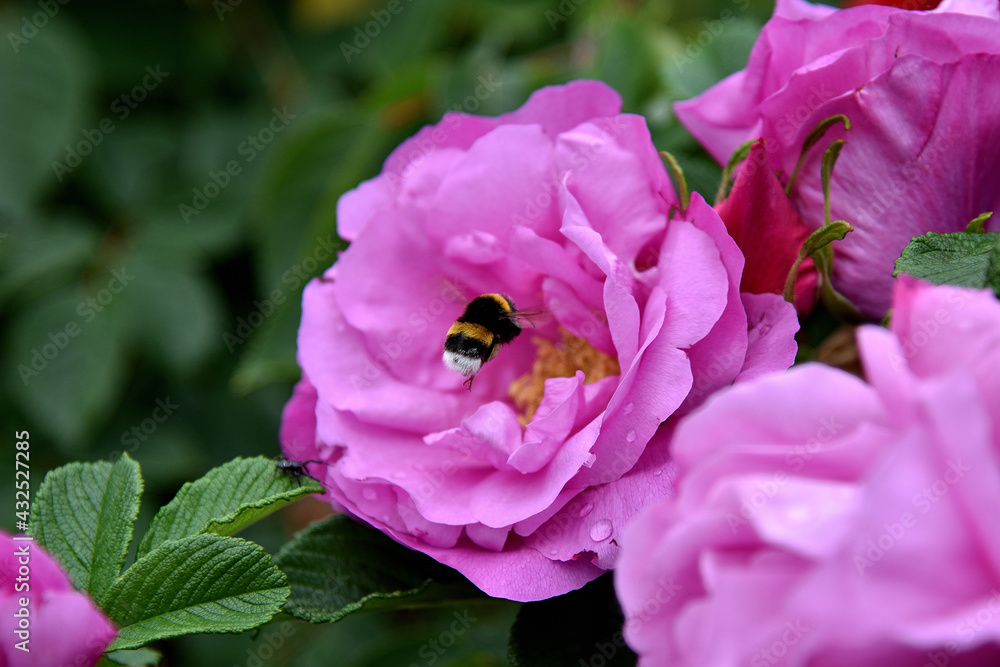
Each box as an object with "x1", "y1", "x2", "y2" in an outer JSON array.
[
  {"x1": 783, "y1": 221, "x2": 853, "y2": 303},
  {"x1": 714, "y1": 138, "x2": 756, "y2": 204},
  {"x1": 660, "y1": 150, "x2": 690, "y2": 213},
  {"x1": 965, "y1": 211, "x2": 993, "y2": 233},
  {"x1": 786, "y1": 114, "x2": 850, "y2": 196},
  {"x1": 820, "y1": 139, "x2": 845, "y2": 226}
]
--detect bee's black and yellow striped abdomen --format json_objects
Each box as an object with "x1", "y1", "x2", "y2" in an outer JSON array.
[{"x1": 443, "y1": 294, "x2": 524, "y2": 388}]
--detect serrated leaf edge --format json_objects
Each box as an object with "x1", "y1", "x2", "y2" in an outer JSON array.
[{"x1": 104, "y1": 534, "x2": 289, "y2": 651}]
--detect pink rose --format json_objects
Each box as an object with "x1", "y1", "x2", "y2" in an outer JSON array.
[
  {"x1": 675, "y1": 0, "x2": 1000, "y2": 318},
  {"x1": 616, "y1": 277, "x2": 1000, "y2": 665},
  {"x1": 0, "y1": 532, "x2": 116, "y2": 666},
  {"x1": 280, "y1": 80, "x2": 799, "y2": 601}
]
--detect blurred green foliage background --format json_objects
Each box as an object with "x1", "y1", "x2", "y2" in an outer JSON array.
[{"x1": 0, "y1": 0, "x2": 779, "y2": 663}]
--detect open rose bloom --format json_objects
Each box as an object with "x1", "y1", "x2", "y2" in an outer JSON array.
[
  {"x1": 280, "y1": 80, "x2": 799, "y2": 601},
  {"x1": 616, "y1": 277, "x2": 1000, "y2": 665},
  {"x1": 0, "y1": 532, "x2": 116, "y2": 667},
  {"x1": 675, "y1": 0, "x2": 1000, "y2": 318}
]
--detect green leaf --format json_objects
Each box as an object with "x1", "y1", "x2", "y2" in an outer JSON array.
[
  {"x1": 116, "y1": 252, "x2": 223, "y2": 375},
  {"x1": 275, "y1": 514, "x2": 459, "y2": 623},
  {"x1": 102, "y1": 534, "x2": 289, "y2": 651},
  {"x1": 508, "y1": 574, "x2": 637, "y2": 666},
  {"x1": 354, "y1": 0, "x2": 447, "y2": 76},
  {"x1": 104, "y1": 648, "x2": 162, "y2": 666},
  {"x1": 0, "y1": 215, "x2": 99, "y2": 305},
  {"x1": 81, "y1": 117, "x2": 180, "y2": 215},
  {"x1": 136, "y1": 456, "x2": 322, "y2": 560},
  {"x1": 31, "y1": 454, "x2": 143, "y2": 601},
  {"x1": 0, "y1": 17, "x2": 93, "y2": 212},
  {"x1": 5, "y1": 287, "x2": 128, "y2": 450},
  {"x1": 588, "y1": 15, "x2": 655, "y2": 112},
  {"x1": 250, "y1": 110, "x2": 388, "y2": 290},
  {"x1": 662, "y1": 17, "x2": 762, "y2": 101},
  {"x1": 132, "y1": 204, "x2": 244, "y2": 265},
  {"x1": 987, "y1": 237, "x2": 1000, "y2": 296},
  {"x1": 894, "y1": 231, "x2": 1000, "y2": 296},
  {"x1": 228, "y1": 297, "x2": 302, "y2": 395}
]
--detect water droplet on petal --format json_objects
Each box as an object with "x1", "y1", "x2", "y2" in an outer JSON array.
[
  {"x1": 578, "y1": 503, "x2": 594, "y2": 518},
  {"x1": 626, "y1": 429, "x2": 636, "y2": 442},
  {"x1": 758, "y1": 324, "x2": 772, "y2": 335},
  {"x1": 549, "y1": 548, "x2": 559, "y2": 556},
  {"x1": 590, "y1": 518, "x2": 613, "y2": 542},
  {"x1": 623, "y1": 402, "x2": 634, "y2": 415},
  {"x1": 653, "y1": 469, "x2": 663, "y2": 477},
  {"x1": 361, "y1": 488, "x2": 377, "y2": 501}
]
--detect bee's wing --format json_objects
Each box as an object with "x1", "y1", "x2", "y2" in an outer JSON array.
[{"x1": 507, "y1": 307, "x2": 547, "y2": 328}]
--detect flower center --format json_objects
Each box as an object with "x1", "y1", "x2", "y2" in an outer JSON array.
[{"x1": 509, "y1": 329, "x2": 621, "y2": 423}]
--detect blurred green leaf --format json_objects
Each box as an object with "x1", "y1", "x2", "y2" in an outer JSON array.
[
  {"x1": 136, "y1": 456, "x2": 322, "y2": 560},
  {"x1": 116, "y1": 253, "x2": 223, "y2": 375},
  {"x1": 5, "y1": 286, "x2": 128, "y2": 449},
  {"x1": 649, "y1": 122, "x2": 723, "y2": 197},
  {"x1": 229, "y1": 296, "x2": 302, "y2": 394},
  {"x1": 0, "y1": 216, "x2": 99, "y2": 305},
  {"x1": 132, "y1": 205, "x2": 244, "y2": 263},
  {"x1": 103, "y1": 534, "x2": 289, "y2": 651},
  {"x1": 0, "y1": 16, "x2": 93, "y2": 212},
  {"x1": 81, "y1": 117, "x2": 180, "y2": 215},
  {"x1": 438, "y1": 52, "x2": 509, "y2": 117},
  {"x1": 275, "y1": 514, "x2": 463, "y2": 623},
  {"x1": 251, "y1": 109, "x2": 386, "y2": 290},
  {"x1": 31, "y1": 453, "x2": 143, "y2": 600},
  {"x1": 508, "y1": 574, "x2": 636, "y2": 667},
  {"x1": 589, "y1": 15, "x2": 655, "y2": 112},
  {"x1": 114, "y1": 427, "x2": 210, "y2": 488},
  {"x1": 178, "y1": 109, "x2": 276, "y2": 182},
  {"x1": 105, "y1": 647, "x2": 162, "y2": 666},
  {"x1": 355, "y1": 0, "x2": 448, "y2": 77},
  {"x1": 894, "y1": 231, "x2": 1000, "y2": 296},
  {"x1": 61, "y1": 3, "x2": 184, "y2": 91},
  {"x1": 659, "y1": 16, "x2": 762, "y2": 100}
]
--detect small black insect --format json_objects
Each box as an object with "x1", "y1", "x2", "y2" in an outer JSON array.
[{"x1": 274, "y1": 456, "x2": 327, "y2": 488}]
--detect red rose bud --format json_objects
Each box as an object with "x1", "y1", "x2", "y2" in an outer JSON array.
[{"x1": 714, "y1": 139, "x2": 818, "y2": 314}]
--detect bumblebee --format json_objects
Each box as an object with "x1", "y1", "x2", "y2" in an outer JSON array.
[{"x1": 443, "y1": 294, "x2": 534, "y2": 390}]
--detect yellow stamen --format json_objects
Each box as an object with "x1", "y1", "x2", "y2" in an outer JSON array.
[{"x1": 509, "y1": 329, "x2": 620, "y2": 424}]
